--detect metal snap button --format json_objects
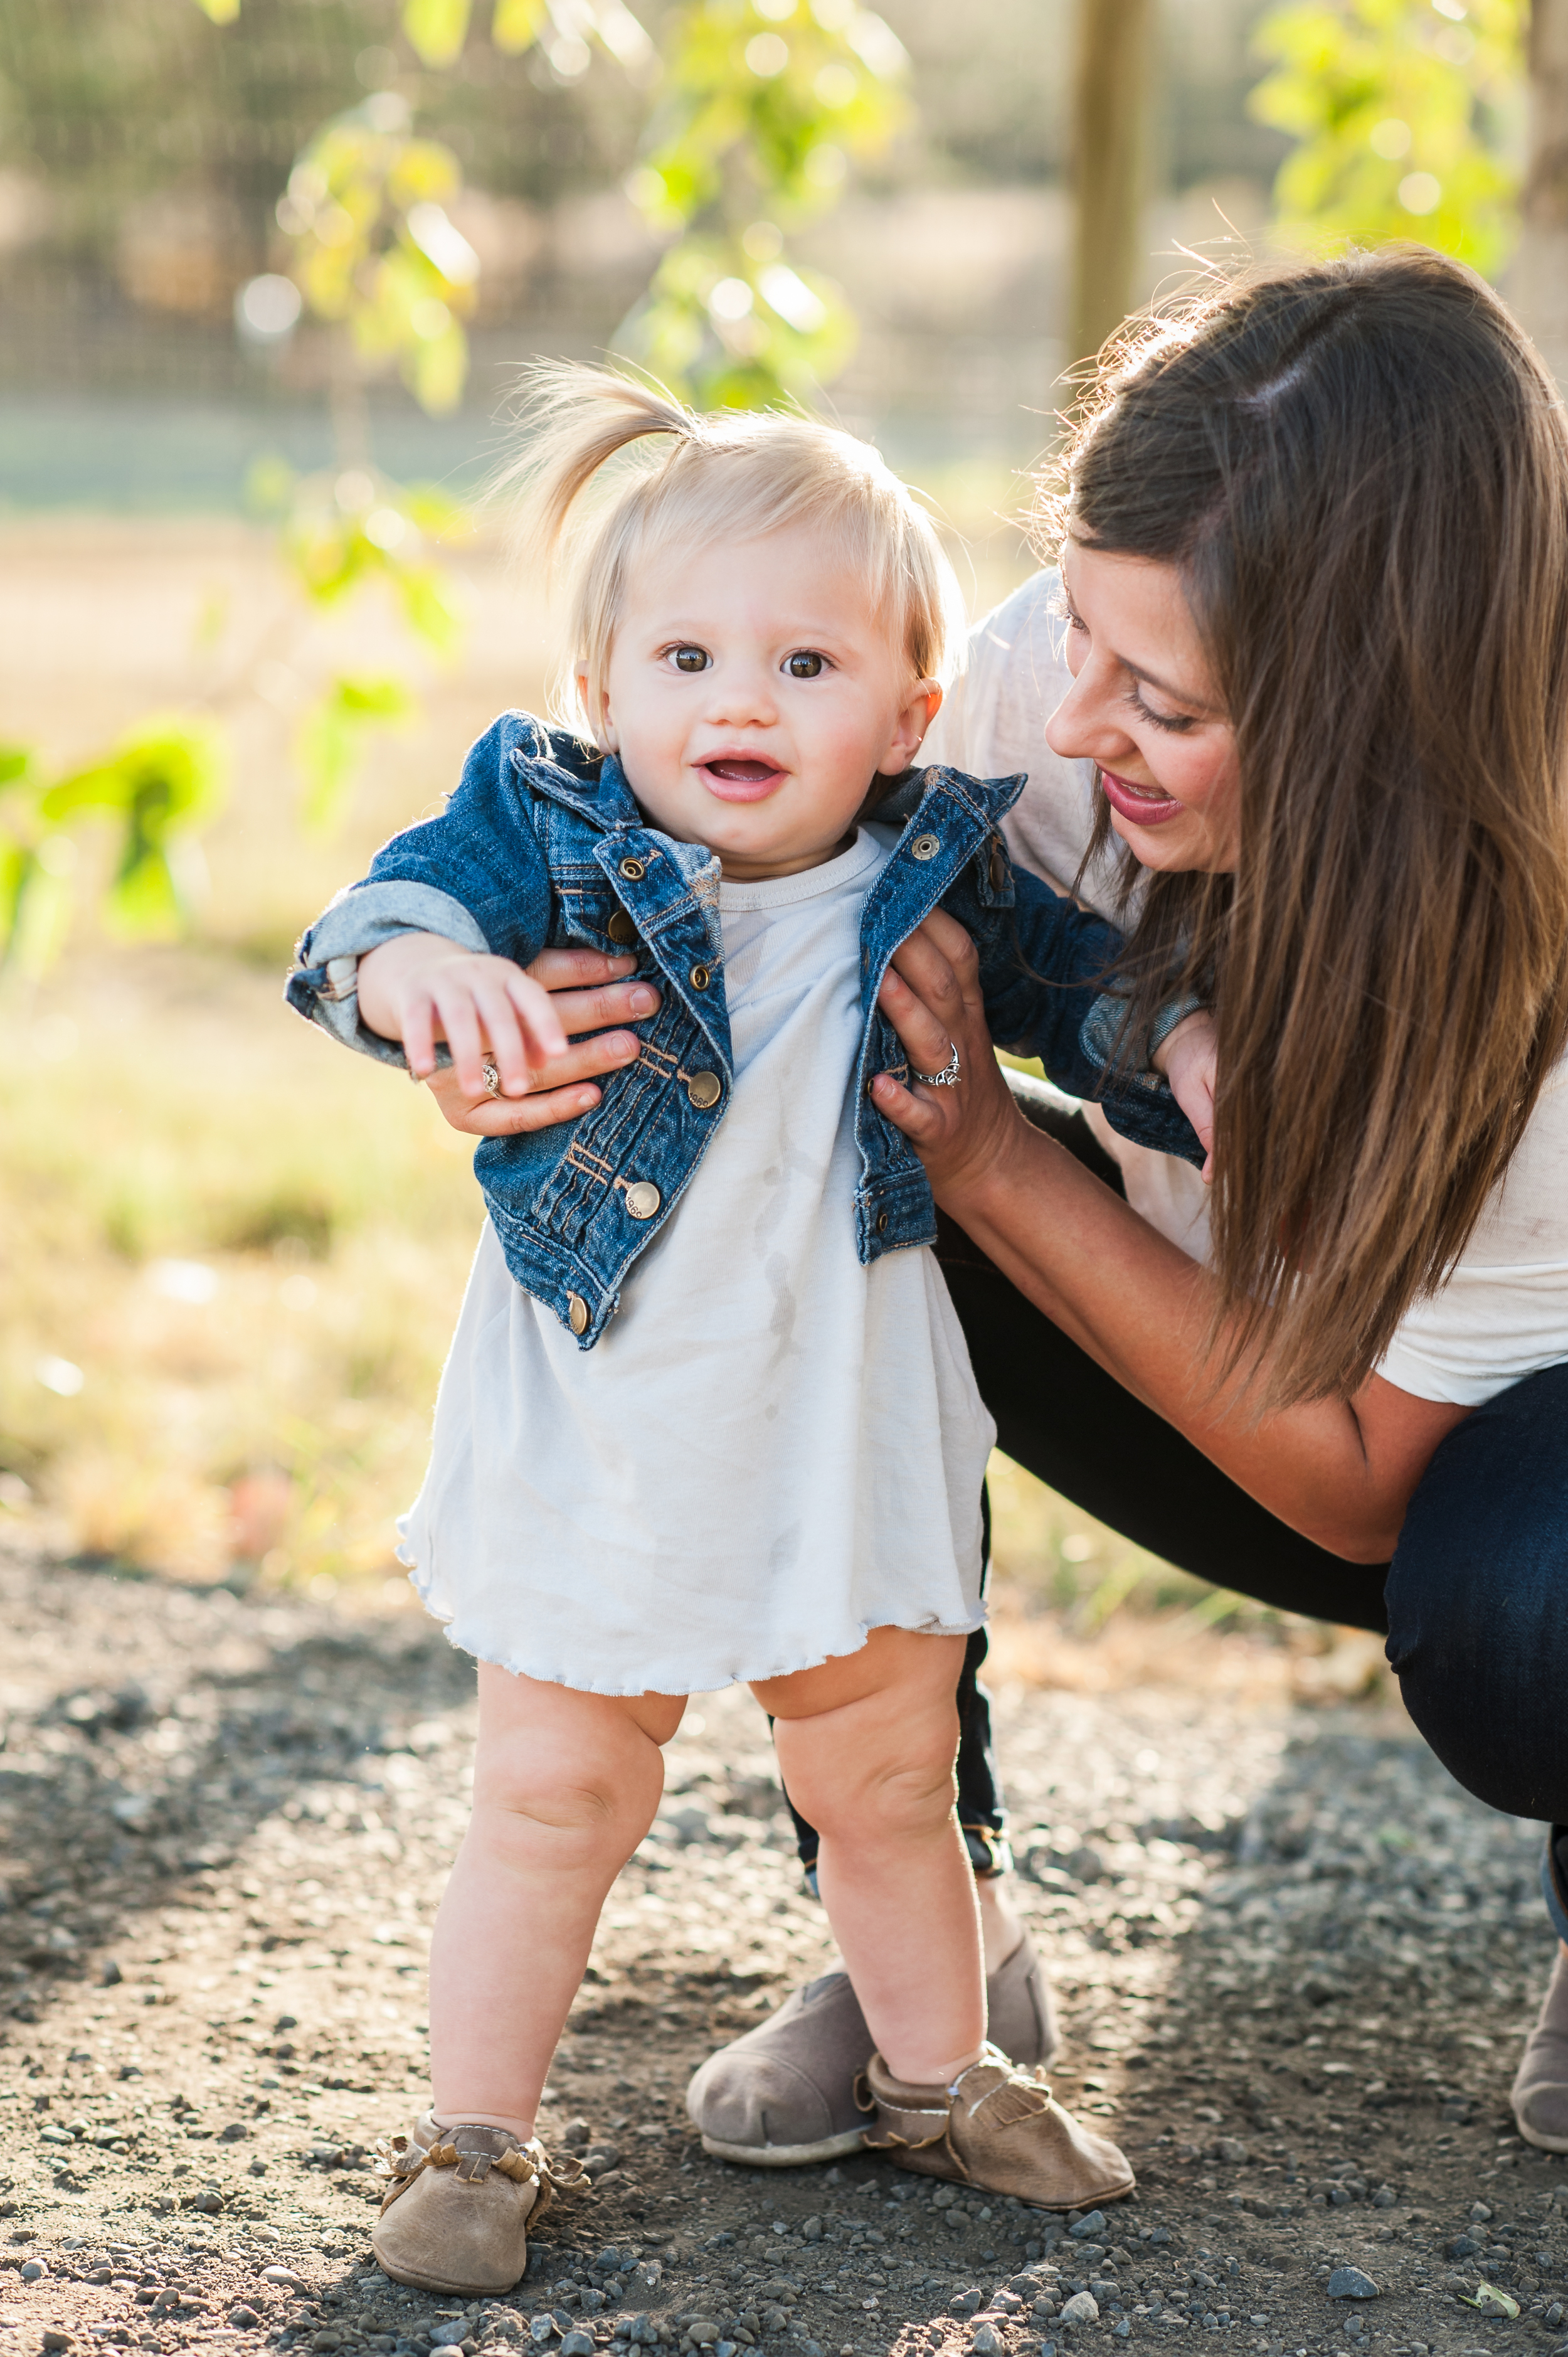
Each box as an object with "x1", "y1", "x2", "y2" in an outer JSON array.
[
  {"x1": 911, "y1": 833, "x2": 940, "y2": 861},
  {"x1": 990, "y1": 838, "x2": 1007, "y2": 888},
  {"x1": 689, "y1": 962, "x2": 712, "y2": 990},
  {"x1": 686, "y1": 1070, "x2": 722, "y2": 1110},
  {"x1": 876, "y1": 1211, "x2": 889, "y2": 1233},
  {"x1": 623, "y1": 1180, "x2": 662, "y2": 1220},
  {"x1": 619, "y1": 856, "x2": 646, "y2": 881},
  {"x1": 607, "y1": 908, "x2": 638, "y2": 945},
  {"x1": 566, "y1": 1292, "x2": 589, "y2": 1336}
]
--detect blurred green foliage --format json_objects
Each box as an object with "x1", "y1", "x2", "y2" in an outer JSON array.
[
  {"x1": 1250, "y1": 0, "x2": 1524, "y2": 272},
  {"x1": 3, "y1": 0, "x2": 916, "y2": 972},
  {"x1": 246, "y1": 455, "x2": 471, "y2": 832},
  {"x1": 0, "y1": 723, "x2": 226, "y2": 973},
  {"x1": 279, "y1": 94, "x2": 479, "y2": 412},
  {"x1": 620, "y1": 0, "x2": 910, "y2": 405}
]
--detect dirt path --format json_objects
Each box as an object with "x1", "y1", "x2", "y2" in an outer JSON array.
[{"x1": 0, "y1": 1539, "x2": 1561, "y2": 2357}]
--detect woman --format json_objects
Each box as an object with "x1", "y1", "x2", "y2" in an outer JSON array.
[{"x1": 421, "y1": 247, "x2": 1568, "y2": 2155}]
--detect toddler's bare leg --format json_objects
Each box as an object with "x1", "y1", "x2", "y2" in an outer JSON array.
[
  {"x1": 427, "y1": 1666, "x2": 684, "y2": 2139},
  {"x1": 754, "y1": 1629, "x2": 983, "y2": 2088}
]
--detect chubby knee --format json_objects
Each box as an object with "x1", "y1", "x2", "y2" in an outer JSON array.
[
  {"x1": 474, "y1": 1720, "x2": 657, "y2": 1860},
  {"x1": 791, "y1": 1725, "x2": 960, "y2": 1848}
]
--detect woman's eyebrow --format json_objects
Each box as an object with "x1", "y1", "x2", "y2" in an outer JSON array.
[{"x1": 1118, "y1": 652, "x2": 1222, "y2": 715}]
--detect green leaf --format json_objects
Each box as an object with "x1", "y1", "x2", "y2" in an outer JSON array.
[
  {"x1": 397, "y1": 565, "x2": 465, "y2": 656},
  {"x1": 295, "y1": 675, "x2": 415, "y2": 838},
  {"x1": 492, "y1": 0, "x2": 547, "y2": 50},
  {"x1": 41, "y1": 718, "x2": 228, "y2": 942},
  {"x1": 1462, "y1": 2288, "x2": 1520, "y2": 2319},
  {"x1": 191, "y1": 0, "x2": 241, "y2": 19},
  {"x1": 402, "y1": 0, "x2": 472, "y2": 67},
  {"x1": 0, "y1": 745, "x2": 34, "y2": 792},
  {"x1": 44, "y1": 719, "x2": 225, "y2": 834}
]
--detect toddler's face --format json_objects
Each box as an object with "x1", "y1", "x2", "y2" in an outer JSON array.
[{"x1": 583, "y1": 523, "x2": 940, "y2": 881}]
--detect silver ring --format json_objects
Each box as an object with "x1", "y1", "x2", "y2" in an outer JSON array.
[
  {"x1": 481, "y1": 1056, "x2": 501, "y2": 1099},
  {"x1": 912, "y1": 1043, "x2": 961, "y2": 1088}
]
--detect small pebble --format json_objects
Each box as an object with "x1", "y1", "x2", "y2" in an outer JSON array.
[
  {"x1": 969, "y1": 2329, "x2": 1004, "y2": 2356},
  {"x1": 230, "y1": 2309, "x2": 262, "y2": 2331},
  {"x1": 1067, "y1": 2216, "x2": 1106, "y2": 2243},
  {"x1": 1058, "y1": 2294, "x2": 1099, "y2": 2325},
  {"x1": 1325, "y1": 2272, "x2": 1379, "y2": 2302},
  {"x1": 21, "y1": 2263, "x2": 47, "y2": 2282}
]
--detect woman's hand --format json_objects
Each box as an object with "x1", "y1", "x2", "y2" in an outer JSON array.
[
  {"x1": 869, "y1": 908, "x2": 1029, "y2": 1206},
  {"x1": 418, "y1": 946, "x2": 662, "y2": 1137}
]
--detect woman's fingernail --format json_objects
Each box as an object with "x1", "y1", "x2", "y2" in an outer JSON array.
[{"x1": 629, "y1": 986, "x2": 657, "y2": 1014}]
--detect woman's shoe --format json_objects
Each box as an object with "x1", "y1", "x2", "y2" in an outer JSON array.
[
  {"x1": 861, "y1": 2044, "x2": 1135, "y2": 2210},
  {"x1": 371, "y1": 2116, "x2": 569, "y2": 2294},
  {"x1": 1512, "y1": 1944, "x2": 1568, "y2": 2152},
  {"x1": 686, "y1": 1929, "x2": 1059, "y2": 2166}
]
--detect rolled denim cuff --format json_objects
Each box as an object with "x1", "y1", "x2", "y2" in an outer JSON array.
[
  {"x1": 1148, "y1": 991, "x2": 1205, "y2": 1055},
  {"x1": 285, "y1": 881, "x2": 490, "y2": 1071},
  {"x1": 1079, "y1": 987, "x2": 1204, "y2": 1088},
  {"x1": 1541, "y1": 1830, "x2": 1568, "y2": 1945}
]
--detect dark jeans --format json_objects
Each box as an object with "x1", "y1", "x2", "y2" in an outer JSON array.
[{"x1": 785, "y1": 1096, "x2": 1568, "y2": 1903}]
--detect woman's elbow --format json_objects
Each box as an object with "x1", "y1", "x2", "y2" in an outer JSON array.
[{"x1": 1295, "y1": 1509, "x2": 1403, "y2": 1565}]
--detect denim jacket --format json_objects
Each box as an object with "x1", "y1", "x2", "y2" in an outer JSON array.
[{"x1": 287, "y1": 712, "x2": 1200, "y2": 1347}]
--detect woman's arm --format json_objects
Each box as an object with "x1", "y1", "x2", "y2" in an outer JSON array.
[{"x1": 872, "y1": 912, "x2": 1468, "y2": 1562}]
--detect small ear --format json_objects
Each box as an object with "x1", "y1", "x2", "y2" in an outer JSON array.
[
  {"x1": 579, "y1": 666, "x2": 619, "y2": 753},
  {"x1": 885, "y1": 677, "x2": 944, "y2": 773}
]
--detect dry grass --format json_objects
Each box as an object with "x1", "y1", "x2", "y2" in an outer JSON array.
[{"x1": 0, "y1": 947, "x2": 479, "y2": 1590}]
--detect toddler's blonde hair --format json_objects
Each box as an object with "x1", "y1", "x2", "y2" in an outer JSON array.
[{"x1": 493, "y1": 363, "x2": 968, "y2": 740}]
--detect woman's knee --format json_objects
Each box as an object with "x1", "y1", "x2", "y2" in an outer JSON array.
[{"x1": 1386, "y1": 1363, "x2": 1568, "y2": 1823}]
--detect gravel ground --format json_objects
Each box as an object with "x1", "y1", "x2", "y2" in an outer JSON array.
[{"x1": 1, "y1": 1538, "x2": 1562, "y2": 2357}]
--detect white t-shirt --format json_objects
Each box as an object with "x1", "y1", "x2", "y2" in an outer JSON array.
[
  {"x1": 925, "y1": 568, "x2": 1568, "y2": 1407},
  {"x1": 398, "y1": 827, "x2": 996, "y2": 1695}
]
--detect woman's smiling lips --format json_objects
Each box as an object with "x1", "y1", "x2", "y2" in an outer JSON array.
[
  {"x1": 1100, "y1": 767, "x2": 1184, "y2": 826},
  {"x1": 699, "y1": 755, "x2": 787, "y2": 803}
]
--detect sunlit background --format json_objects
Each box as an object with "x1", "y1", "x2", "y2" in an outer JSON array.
[{"x1": 0, "y1": 0, "x2": 1552, "y2": 1686}]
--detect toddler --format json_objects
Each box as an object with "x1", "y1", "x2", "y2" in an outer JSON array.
[{"x1": 289, "y1": 368, "x2": 1212, "y2": 2297}]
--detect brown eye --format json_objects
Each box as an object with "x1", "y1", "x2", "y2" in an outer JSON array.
[
  {"x1": 787, "y1": 651, "x2": 825, "y2": 678},
  {"x1": 672, "y1": 646, "x2": 708, "y2": 673}
]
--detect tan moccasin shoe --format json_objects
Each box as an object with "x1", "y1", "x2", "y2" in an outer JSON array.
[
  {"x1": 372, "y1": 2115, "x2": 575, "y2": 2294},
  {"x1": 860, "y1": 2043, "x2": 1135, "y2": 2210},
  {"x1": 686, "y1": 1932, "x2": 1059, "y2": 2168}
]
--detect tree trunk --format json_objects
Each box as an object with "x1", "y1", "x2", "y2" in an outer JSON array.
[
  {"x1": 1512, "y1": 0, "x2": 1568, "y2": 389},
  {"x1": 1069, "y1": 0, "x2": 1154, "y2": 372}
]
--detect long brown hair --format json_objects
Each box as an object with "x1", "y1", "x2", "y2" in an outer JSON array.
[{"x1": 1038, "y1": 247, "x2": 1568, "y2": 1409}]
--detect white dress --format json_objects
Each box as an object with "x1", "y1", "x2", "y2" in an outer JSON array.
[{"x1": 397, "y1": 828, "x2": 997, "y2": 1696}]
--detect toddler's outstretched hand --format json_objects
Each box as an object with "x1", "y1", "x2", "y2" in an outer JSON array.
[
  {"x1": 1155, "y1": 1009, "x2": 1217, "y2": 1182},
  {"x1": 358, "y1": 932, "x2": 569, "y2": 1099}
]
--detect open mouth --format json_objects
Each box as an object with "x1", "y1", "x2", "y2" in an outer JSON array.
[
  {"x1": 699, "y1": 758, "x2": 787, "y2": 802},
  {"x1": 1100, "y1": 768, "x2": 1184, "y2": 826}
]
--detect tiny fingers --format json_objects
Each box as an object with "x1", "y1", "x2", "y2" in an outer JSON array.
[{"x1": 401, "y1": 995, "x2": 440, "y2": 1081}]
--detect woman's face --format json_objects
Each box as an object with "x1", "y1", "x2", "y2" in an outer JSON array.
[{"x1": 1046, "y1": 537, "x2": 1241, "y2": 875}]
